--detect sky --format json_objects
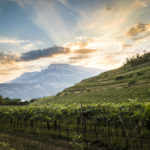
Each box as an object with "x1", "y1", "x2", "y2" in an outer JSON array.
[{"x1": 0, "y1": 0, "x2": 150, "y2": 83}]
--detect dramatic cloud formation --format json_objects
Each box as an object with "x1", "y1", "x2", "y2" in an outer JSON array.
[
  {"x1": 0, "y1": 47, "x2": 68, "y2": 64},
  {"x1": 20, "y1": 47, "x2": 70, "y2": 61},
  {"x1": 0, "y1": 46, "x2": 98, "y2": 65},
  {"x1": 127, "y1": 23, "x2": 150, "y2": 39}
]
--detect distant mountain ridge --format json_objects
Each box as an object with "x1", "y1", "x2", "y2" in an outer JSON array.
[{"x1": 0, "y1": 64, "x2": 102, "y2": 100}]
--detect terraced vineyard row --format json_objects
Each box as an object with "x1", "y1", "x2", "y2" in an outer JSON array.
[{"x1": 0, "y1": 100, "x2": 150, "y2": 150}]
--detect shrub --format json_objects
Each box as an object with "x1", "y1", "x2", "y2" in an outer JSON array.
[
  {"x1": 129, "y1": 74, "x2": 133, "y2": 77},
  {"x1": 125, "y1": 52, "x2": 150, "y2": 66},
  {"x1": 115, "y1": 76, "x2": 124, "y2": 80},
  {"x1": 137, "y1": 72, "x2": 144, "y2": 76},
  {"x1": 128, "y1": 79, "x2": 137, "y2": 86},
  {"x1": 70, "y1": 135, "x2": 91, "y2": 150},
  {"x1": 0, "y1": 141, "x2": 16, "y2": 150}
]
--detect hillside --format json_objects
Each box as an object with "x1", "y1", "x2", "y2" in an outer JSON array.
[
  {"x1": 0, "y1": 64, "x2": 101, "y2": 99},
  {"x1": 36, "y1": 53, "x2": 150, "y2": 105},
  {"x1": 1, "y1": 53, "x2": 150, "y2": 150}
]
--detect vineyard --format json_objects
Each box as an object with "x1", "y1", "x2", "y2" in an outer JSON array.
[
  {"x1": 1, "y1": 53, "x2": 150, "y2": 150},
  {"x1": 0, "y1": 100, "x2": 150, "y2": 150}
]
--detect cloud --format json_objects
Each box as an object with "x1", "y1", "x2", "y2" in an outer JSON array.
[
  {"x1": 0, "y1": 47, "x2": 70, "y2": 64},
  {"x1": 9, "y1": 0, "x2": 25, "y2": 7},
  {"x1": 22, "y1": 43, "x2": 36, "y2": 51},
  {"x1": 66, "y1": 48, "x2": 98, "y2": 64},
  {"x1": 126, "y1": 23, "x2": 150, "y2": 40},
  {"x1": 58, "y1": 0, "x2": 68, "y2": 6},
  {"x1": 0, "y1": 51, "x2": 20, "y2": 65},
  {"x1": 73, "y1": 49, "x2": 98, "y2": 54},
  {"x1": 0, "y1": 60, "x2": 24, "y2": 83},
  {"x1": 69, "y1": 55, "x2": 90, "y2": 63},
  {"x1": 0, "y1": 37, "x2": 29, "y2": 45},
  {"x1": 122, "y1": 44, "x2": 132, "y2": 49},
  {"x1": 20, "y1": 46, "x2": 70, "y2": 61},
  {"x1": 104, "y1": 4, "x2": 113, "y2": 12},
  {"x1": 22, "y1": 41, "x2": 44, "y2": 51},
  {"x1": 20, "y1": 46, "x2": 97, "y2": 61},
  {"x1": 65, "y1": 37, "x2": 94, "y2": 50},
  {"x1": 0, "y1": 46, "x2": 98, "y2": 65},
  {"x1": 127, "y1": 23, "x2": 150, "y2": 37},
  {"x1": 135, "y1": 0, "x2": 147, "y2": 7}
]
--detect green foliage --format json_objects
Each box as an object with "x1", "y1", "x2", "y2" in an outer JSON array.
[
  {"x1": 0, "y1": 141, "x2": 16, "y2": 150},
  {"x1": 0, "y1": 133, "x2": 71, "y2": 150},
  {"x1": 70, "y1": 135, "x2": 91, "y2": 150},
  {"x1": 0, "y1": 95, "x2": 35, "y2": 106},
  {"x1": 0, "y1": 95, "x2": 21, "y2": 105},
  {"x1": 128, "y1": 79, "x2": 137, "y2": 86},
  {"x1": 136, "y1": 72, "x2": 144, "y2": 76},
  {"x1": 0, "y1": 101, "x2": 150, "y2": 149},
  {"x1": 115, "y1": 76, "x2": 124, "y2": 80},
  {"x1": 35, "y1": 85, "x2": 150, "y2": 105},
  {"x1": 125, "y1": 52, "x2": 150, "y2": 66}
]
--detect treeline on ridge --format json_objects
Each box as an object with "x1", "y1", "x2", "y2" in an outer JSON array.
[
  {"x1": 125, "y1": 51, "x2": 150, "y2": 66},
  {"x1": 0, "y1": 95, "x2": 35, "y2": 105}
]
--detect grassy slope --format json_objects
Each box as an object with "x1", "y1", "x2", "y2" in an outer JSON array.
[
  {"x1": 34, "y1": 58, "x2": 150, "y2": 105},
  {"x1": 0, "y1": 132, "x2": 72, "y2": 150}
]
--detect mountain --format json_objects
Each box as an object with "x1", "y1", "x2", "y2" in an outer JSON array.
[
  {"x1": 35, "y1": 52, "x2": 150, "y2": 105},
  {"x1": 0, "y1": 64, "x2": 102, "y2": 100}
]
